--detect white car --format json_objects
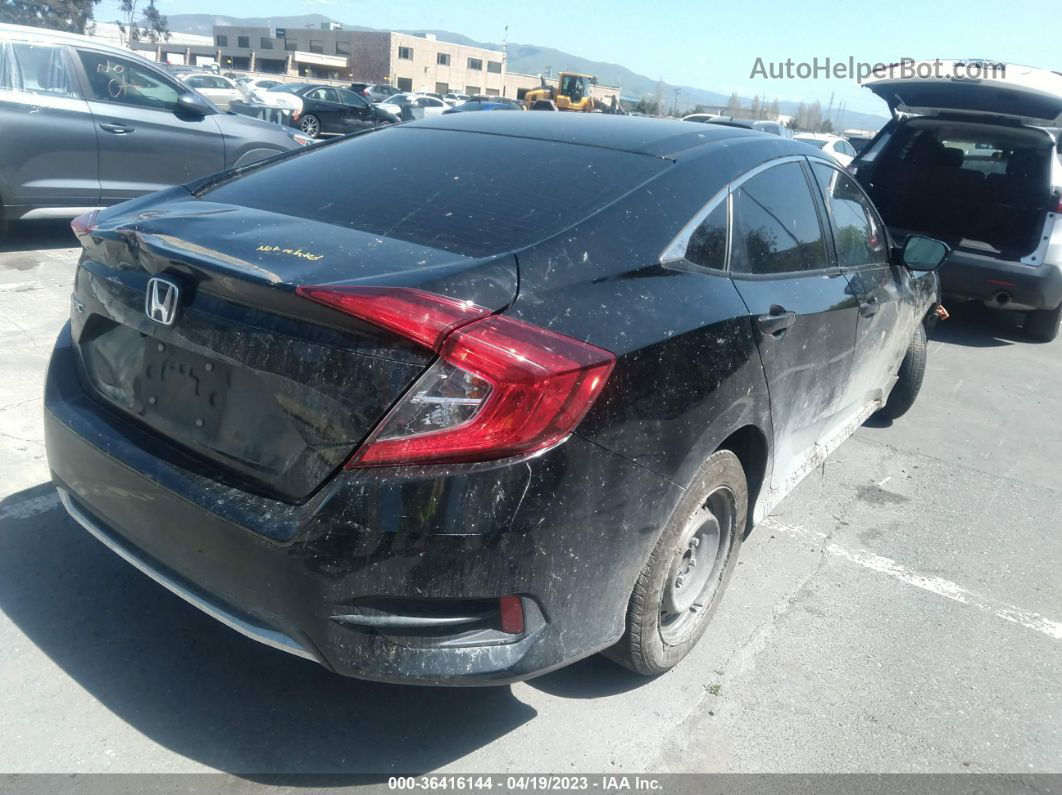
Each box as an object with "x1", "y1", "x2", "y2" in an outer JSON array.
[
  {"x1": 752, "y1": 120, "x2": 793, "y2": 138},
  {"x1": 794, "y1": 133, "x2": 858, "y2": 167},
  {"x1": 237, "y1": 77, "x2": 285, "y2": 104},
  {"x1": 179, "y1": 73, "x2": 242, "y2": 110},
  {"x1": 375, "y1": 93, "x2": 449, "y2": 120},
  {"x1": 378, "y1": 92, "x2": 448, "y2": 118},
  {"x1": 443, "y1": 92, "x2": 470, "y2": 106},
  {"x1": 682, "y1": 113, "x2": 722, "y2": 123}
]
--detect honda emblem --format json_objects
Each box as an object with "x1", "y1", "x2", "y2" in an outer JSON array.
[{"x1": 145, "y1": 277, "x2": 180, "y2": 326}]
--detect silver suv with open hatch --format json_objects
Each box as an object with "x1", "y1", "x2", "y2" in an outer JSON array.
[{"x1": 852, "y1": 61, "x2": 1062, "y2": 340}]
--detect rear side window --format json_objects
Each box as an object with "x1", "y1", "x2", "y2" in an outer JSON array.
[
  {"x1": 730, "y1": 161, "x2": 828, "y2": 275},
  {"x1": 685, "y1": 200, "x2": 727, "y2": 269},
  {"x1": 308, "y1": 87, "x2": 338, "y2": 102},
  {"x1": 6, "y1": 43, "x2": 78, "y2": 98},
  {"x1": 338, "y1": 88, "x2": 367, "y2": 107},
  {"x1": 193, "y1": 76, "x2": 231, "y2": 89},
  {"x1": 200, "y1": 128, "x2": 667, "y2": 257}
]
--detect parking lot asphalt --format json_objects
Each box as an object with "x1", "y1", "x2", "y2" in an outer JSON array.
[{"x1": 0, "y1": 221, "x2": 1058, "y2": 775}]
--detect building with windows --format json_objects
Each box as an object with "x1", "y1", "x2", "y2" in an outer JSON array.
[
  {"x1": 188, "y1": 25, "x2": 618, "y2": 103},
  {"x1": 207, "y1": 24, "x2": 353, "y2": 78},
  {"x1": 350, "y1": 31, "x2": 511, "y2": 96}
]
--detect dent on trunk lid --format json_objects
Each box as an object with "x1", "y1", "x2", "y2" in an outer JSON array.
[{"x1": 71, "y1": 198, "x2": 520, "y2": 504}]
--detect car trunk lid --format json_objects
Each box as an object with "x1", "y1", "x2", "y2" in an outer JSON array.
[
  {"x1": 863, "y1": 61, "x2": 1062, "y2": 125},
  {"x1": 71, "y1": 198, "x2": 518, "y2": 503}
]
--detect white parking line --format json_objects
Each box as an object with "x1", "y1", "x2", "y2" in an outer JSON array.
[
  {"x1": 0, "y1": 492, "x2": 58, "y2": 521},
  {"x1": 764, "y1": 518, "x2": 1062, "y2": 641}
]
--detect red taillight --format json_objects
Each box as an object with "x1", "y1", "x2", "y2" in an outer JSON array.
[
  {"x1": 296, "y1": 286, "x2": 615, "y2": 467},
  {"x1": 499, "y1": 595, "x2": 525, "y2": 634},
  {"x1": 297, "y1": 286, "x2": 491, "y2": 350},
  {"x1": 1055, "y1": 193, "x2": 1062, "y2": 213},
  {"x1": 70, "y1": 209, "x2": 99, "y2": 240}
]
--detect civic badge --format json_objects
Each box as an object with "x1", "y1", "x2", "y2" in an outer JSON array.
[{"x1": 145, "y1": 277, "x2": 180, "y2": 326}]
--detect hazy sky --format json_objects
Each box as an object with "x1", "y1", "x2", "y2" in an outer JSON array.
[{"x1": 95, "y1": 0, "x2": 1053, "y2": 114}]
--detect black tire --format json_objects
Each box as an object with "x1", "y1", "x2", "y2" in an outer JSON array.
[
  {"x1": 604, "y1": 450, "x2": 747, "y2": 676},
  {"x1": 299, "y1": 114, "x2": 321, "y2": 138},
  {"x1": 1025, "y1": 303, "x2": 1061, "y2": 342},
  {"x1": 878, "y1": 323, "x2": 927, "y2": 420}
]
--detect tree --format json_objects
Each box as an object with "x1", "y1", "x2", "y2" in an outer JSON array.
[
  {"x1": 767, "y1": 98, "x2": 780, "y2": 120},
  {"x1": 806, "y1": 100, "x2": 823, "y2": 132},
  {"x1": 793, "y1": 100, "x2": 824, "y2": 132},
  {"x1": 725, "y1": 91, "x2": 741, "y2": 118},
  {"x1": 0, "y1": 0, "x2": 100, "y2": 33},
  {"x1": 749, "y1": 95, "x2": 761, "y2": 120},
  {"x1": 634, "y1": 97, "x2": 660, "y2": 116},
  {"x1": 116, "y1": 0, "x2": 170, "y2": 44}
]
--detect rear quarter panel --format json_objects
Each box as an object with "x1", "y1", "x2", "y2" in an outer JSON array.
[{"x1": 510, "y1": 139, "x2": 780, "y2": 493}]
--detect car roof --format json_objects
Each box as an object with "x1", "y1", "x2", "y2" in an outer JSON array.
[
  {"x1": 0, "y1": 22, "x2": 160, "y2": 64},
  {"x1": 408, "y1": 112, "x2": 763, "y2": 158}
]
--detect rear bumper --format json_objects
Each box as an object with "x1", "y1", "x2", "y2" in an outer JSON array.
[
  {"x1": 56, "y1": 487, "x2": 315, "y2": 660},
  {"x1": 45, "y1": 324, "x2": 680, "y2": 685},
  {"x1": 939, "y1": 249, "x2": 1062, "y2": 311}
]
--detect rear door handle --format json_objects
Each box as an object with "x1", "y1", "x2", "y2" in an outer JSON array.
[
  {"x1": 755, "y1": 306, "x2": 797, "y2": 338},
  {"x1": 859, "y1": 296, "x2": 880, "y2": 317},
  {"x1": 100, "y1": 123, "x2": 134, "y2": 134}
]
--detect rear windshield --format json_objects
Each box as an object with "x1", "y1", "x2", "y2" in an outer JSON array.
[
  {"x1": 797, "y1": 138, "x2": 828, "y2": 149},
  {"x1": 199, "y1": 127, "x2": 667, "y2": 257}
]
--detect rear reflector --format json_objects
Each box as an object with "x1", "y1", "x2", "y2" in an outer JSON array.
[
  {"x1": 499, "y1": 595, "x2": 525, "y2": 634},
  {"x1": 297, "y1": 286, "x2": 615, "y2": 467}
]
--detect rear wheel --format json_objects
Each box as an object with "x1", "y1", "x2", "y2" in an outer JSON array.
[
  {"x1": 1025, "y1": 303, "x2": 1061, "y2": 342},
  {"x1": 299, "y1": 114, "x2": 321, "y2": 138},
  {"x1": 605, "y1": 450, "x2": 746, "y2": 676},
  {"x1": 877, "y1": 323, "x2": 927, "y2": 420}
]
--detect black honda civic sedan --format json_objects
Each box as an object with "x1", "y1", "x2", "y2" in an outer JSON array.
[
  {"x1": 45, "y1": 114, "x2": 946, "y2": 684},
  {"x1": 270, "y1": 82, "x2": 399, "y2": 137}
]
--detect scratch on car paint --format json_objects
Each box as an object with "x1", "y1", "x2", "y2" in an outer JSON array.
[
  {"x1": 765, "y1": 519, "x2": 1062, "y2": 641},
  {"x1": 757, "y1": 399, "x2": 880, "y2": 524}
]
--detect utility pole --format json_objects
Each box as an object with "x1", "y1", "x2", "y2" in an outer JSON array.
[{"x1": 501, "y1": 24, "x2": 508, "y2": 97}]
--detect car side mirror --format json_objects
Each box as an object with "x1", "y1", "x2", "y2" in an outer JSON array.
[
  {"x1": 176, "y1": 92, "x2": 213, "y2": 116},
  {"x1": 902, "y1": 235, "x2": 949, "y2": 271}
]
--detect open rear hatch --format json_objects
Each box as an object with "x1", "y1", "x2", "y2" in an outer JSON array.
[
  {"x1": 862, "y1": 61, "x2": 1062, "y2": 125},
  {"x1": 70, "y1": 198, "x2": 518, "y2": 503}
]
